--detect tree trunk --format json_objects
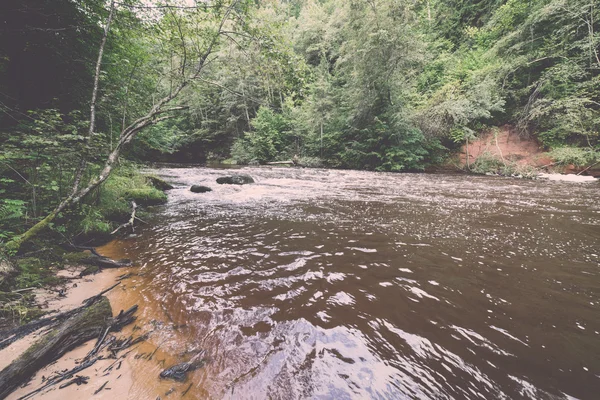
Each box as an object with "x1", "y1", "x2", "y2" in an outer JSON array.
[
  {"x1": 0, "y1": 297, "x2": 113, "y2": 399},
  {"x1": 3, "y1": 0, "x2": 241, "y2": 255},
  {"x1": 465, "y1": 136, "x2": 470, "y2": 171},
  {"x1": 71, "y1": 0, "x2": 116, "y2": 196}
]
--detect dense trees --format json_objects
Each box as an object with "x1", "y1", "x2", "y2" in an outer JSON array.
[
  {"x1": 0, "y1": 0, "x2": 598, "y2": 249},
  {"x1": 1, "y1": 0, "x2": 251, "y2": 250},
  {"x1": 224, "y1": 0, "x2": 599, "y2": 167}
]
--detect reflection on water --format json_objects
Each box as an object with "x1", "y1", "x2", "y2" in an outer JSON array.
[{"x1": 100, "y1": 166, "x2": 600, "y2": 399}]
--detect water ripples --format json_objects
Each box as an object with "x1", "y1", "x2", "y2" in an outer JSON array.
[{"x1": 102, "y1": 166, "x2": 600, "y2": 399}]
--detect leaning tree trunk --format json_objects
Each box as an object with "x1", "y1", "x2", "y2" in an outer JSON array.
[
  {"x1": 0, "y1": 297, "x2": 112, "y2": 399},
  {"x1": 3, "y1": 0, "x2": 240, "y2": 255}
]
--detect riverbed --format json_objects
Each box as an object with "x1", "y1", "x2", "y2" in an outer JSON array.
[{"x1": 100, "y1": 166, "x2": 600, "y2": 399}]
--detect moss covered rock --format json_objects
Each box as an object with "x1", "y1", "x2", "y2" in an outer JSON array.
[{"x1": 147, "y1": 175, "x2": 174, "y2": 191}]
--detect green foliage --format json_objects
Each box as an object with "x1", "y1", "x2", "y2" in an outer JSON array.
[
  {"x1": 230, "y1": 140, "x2": 255, "y2": 165},
  {"x1": 0, "y1": 200, "x2": 26, "y2": 223},
  {"x1": 470, "y1": 152, "x2": 539, "y2": 178},
  {"x1": 0, "y1": 200, "x2": 26, "y2": 241},
  {"x1": 547, "y1": 147, "x2": 600, "y2": 167},
  {"x1": 13, "y1": 258, "x2": 59, "y2": 290},
  {"x1": 231, "y1": 107, "x2": 295, "y2": 164},
  {"x1": 77, "y1": 206, "x2": 112, "y2": 236}
]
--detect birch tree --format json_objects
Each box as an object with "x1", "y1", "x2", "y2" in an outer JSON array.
[{"x1": 5, "y1": 0, "x2": 247, "y2": 253}]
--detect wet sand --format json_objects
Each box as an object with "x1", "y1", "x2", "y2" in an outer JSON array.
[{"x1": 0, "y1": 262, "x2": 137, "y2": 400}]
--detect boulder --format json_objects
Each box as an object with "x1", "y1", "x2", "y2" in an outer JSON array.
[
  {"x1": 147, "y1": 176, "x2": 174, "y2": 191},
  {"x1": 190, "y1": 185, "x2": 212, "y2": 193},
  {"x1": 216, "y1": 174, "x2": 255, "y2": 185}
]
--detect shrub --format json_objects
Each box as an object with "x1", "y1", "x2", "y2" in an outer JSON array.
[
  {"x1": 547, "y1": 147, "x2": 599, "y2": 167},
  {"x1": 230, "y1": 139, "x2": 254, "y2": 165},
  {"x1": 470, "y1": 152, "x2": 538, "y2": 179},
  {"x1": 470, "y1": 152, "x2": 505, "y2": 174}
]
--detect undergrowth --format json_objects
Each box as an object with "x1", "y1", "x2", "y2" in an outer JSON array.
[
  {"x1": 73, "y1": 164, "x2": 167, "y2": 239},
  {"x1": 470, "y1": 152, "x2": 538, "y2": 179},
  {"x1": 546, "y1": 147, "x2": 599, "y2": 167}
]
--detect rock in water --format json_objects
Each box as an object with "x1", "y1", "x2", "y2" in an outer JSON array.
[
  {"x1": 147, "y1": 176, "x2": 174, "y2": 191},
  {"x1": 159, "y1": 352, "x2": 206, "y2": 382},
  {"x1": 216, "y1": 174, "x2": 255, "y2": 185},
  {"x1": 190, "y1": 185, "x2": 212, "y2": 193}
]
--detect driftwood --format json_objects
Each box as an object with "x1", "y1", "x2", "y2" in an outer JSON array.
[
  {"x1": 93, "y1": 380, "x2": 109, "y2": 395},
  {"x1": 58, "y1": 375, "x2": 89, "y2": 388},
  {"x1": 0, "y1": 296, "x2": 139, "y2": 399},
  {"x1": 577, "y1": 160, "x2": 600, "y2": 176},
  {"x1": 61, "y1": 243, "x2": 103, "y2": 257},
  {"x1": 266, "y1": 160, "x2": 296, "y2": 165},
  {"x1": 0, "y1": 297, "x2": 113, "y2": 399},
  {"x1": 0, "y1": 283, "x2": 120, "y2": 351},
  {"x1": 159, "y1": 350, "x2": 206, "y2": 382},
  {"x1": 111, "y1": 201, "x2": 137, "y2": 235},
  {"x1": 80, "y1": 255, "x2": 132, "y2": 269}
]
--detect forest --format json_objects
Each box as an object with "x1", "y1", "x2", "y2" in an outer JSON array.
[
  {"x1": 0, "y1": 2, "x2": 599, "y2": 399},
  {"x1": 1, "y1": 0, "x2": 599, "y2": 250}
]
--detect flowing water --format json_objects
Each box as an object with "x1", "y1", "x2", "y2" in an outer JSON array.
[{"x1": 99, "y1": 166, "x2": 600, "y2": 400}]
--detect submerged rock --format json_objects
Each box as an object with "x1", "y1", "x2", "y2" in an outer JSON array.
[
  {"x1": 216, "y1": 174, "x2": 255, "y2": 185},
  {"x1": 159, "y1": 351, "x2": 206, "y2": 382},
  {"x1": 190, "y1": 185, "x2": 212, "y2": 193}
]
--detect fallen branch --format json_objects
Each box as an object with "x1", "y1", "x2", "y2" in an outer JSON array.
[
  {"x1": 111, "y1": 201, "x2": 137, "y2": 235},
  {"x1": 19, "y1": 358, "x2": 98, "y2": 400},
  {"x1": 0, "y1": 283, "x2": 121, "y2": 351},
  {"x1": 11, "y1": 288, "x2": 36, "y2": 294},
  {"x1": 80, "y1": 255, "x2": 132, "y2": 269},
  {"x1": 59, "y1": 375, "x2": 89, "y2": 389},
  {"x1": 93, "y1": 380, "x2": 109, "y2": 395},
  {"x1": 82, "y1": 282, "x2": 121, "y2": 307},
  {"x1": 577, "y1": 160, "x2": 600, "y2": 176},
  {"x1": 0, "y1": 297, "x2": 113, "y2": 399},
  {"x1": 182, "y1": 382, "x2": 193, "y2": 397},
  {"x1": 1, "y1": 299, "x2": 139, "y2": 399},
  {"x1": 266, "y1": 161, "x2": 295, "y2": 165}
]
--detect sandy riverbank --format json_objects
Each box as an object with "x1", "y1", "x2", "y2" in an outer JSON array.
[
  {"x1": 0, "y1": 240, "x2": 203, "y2": 400},
  {"x1": 0, "y1": 262, "x2": 137, "y2": 400}
]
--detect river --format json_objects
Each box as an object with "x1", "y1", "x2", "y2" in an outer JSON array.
[{"x1": 99, "y1": 166, "x2": 600, "y2": 399}]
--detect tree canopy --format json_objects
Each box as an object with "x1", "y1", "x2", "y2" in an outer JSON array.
[{"x1": 0, "y1": 0, "x2": 599, "y2": 248}]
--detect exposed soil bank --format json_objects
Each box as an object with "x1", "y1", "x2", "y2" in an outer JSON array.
[
  {"x1": 460, "y1": 126, "x2": 549, "y2": 167},
  {"x1": 459, "y1": 126, "x2": 600, "y2": 176}
]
